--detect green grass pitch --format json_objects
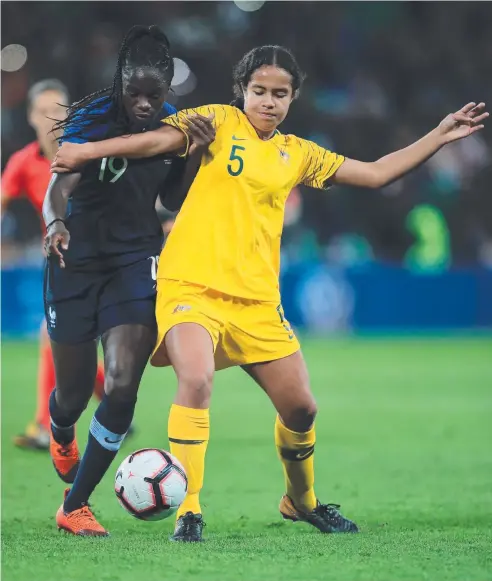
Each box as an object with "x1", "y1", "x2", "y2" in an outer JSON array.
[{"x1": 2, "y1": 337, "x2": 492, "y2": 581}]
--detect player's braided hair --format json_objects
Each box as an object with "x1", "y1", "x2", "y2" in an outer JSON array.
[
  {"x1": 230, "y1": 45, "x2": 305, "y2": 110},
  {"x1": 54, "y1": 25, "x2": 174, "y2": 140}
]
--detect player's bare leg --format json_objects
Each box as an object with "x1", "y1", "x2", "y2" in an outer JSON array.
[
  {"x1": 49, "y1": 339, "x2": 98, "y2": 483},
  {"x1": 166, "y1": 323, "x2": 215, "y2": 542},
  {"x1": 57, "y1": 324, "x2": 154, "y2": 536},
  {"x1": 244, "y1": 351, "x2": 358, "y2": 534}
]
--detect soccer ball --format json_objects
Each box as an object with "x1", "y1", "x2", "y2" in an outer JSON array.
[{"x1": 114, "y1": 448, "x2": 187, "y2": 521}]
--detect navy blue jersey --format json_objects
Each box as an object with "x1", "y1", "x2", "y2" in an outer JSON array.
[{"x1": 60, "y1": 101, "x2": 183, "y2": 269}]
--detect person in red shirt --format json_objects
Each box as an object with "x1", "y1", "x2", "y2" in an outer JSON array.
[{"x1": 2, "y1": 79, "x2": 106, "y2": 450}]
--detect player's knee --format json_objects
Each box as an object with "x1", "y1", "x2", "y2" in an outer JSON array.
[
  {"x1": 283, "y1": 400, "x2": 318, "y2": 433},
  {"x1": 56, "y1": 388, "x2": 90, "y2": 417},
  {"x1": 104, "y1": 361, "x2": 139, "y2": 401},
  {"x1": 176, "y1": 367, "x2": 213, "y2": 408}
]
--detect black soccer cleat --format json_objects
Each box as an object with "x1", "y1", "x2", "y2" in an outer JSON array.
[
  {"x1": 170, "y1": 512, "x2": 205, "y2": 542},
  {"x1": 280, "y1": 495, "x2": 359, "y2": 533}
]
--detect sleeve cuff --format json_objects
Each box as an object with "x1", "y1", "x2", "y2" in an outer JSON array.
[
  {"x1": 321, "y1": 155, "x2": 345, "y2": 190},
  {"x1": 177, "y1": 129, "x2": 190, "y2": 158}
]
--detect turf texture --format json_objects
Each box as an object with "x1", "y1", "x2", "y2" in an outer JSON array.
[{"x1": 2, "y1": 337, "x2": 491, "y2": 581}]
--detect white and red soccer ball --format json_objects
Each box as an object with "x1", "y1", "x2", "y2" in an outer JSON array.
[{"x1": 115, "y1": 448, "x2": 187, "y2": 521}]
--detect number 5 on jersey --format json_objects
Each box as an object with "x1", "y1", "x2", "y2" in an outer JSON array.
[
  {"x1": 99, "y1": 157, "x2": 128, "y2": 183},
  {"x1": 227, "y1": 145, "x2": 246, "y2": 177}
]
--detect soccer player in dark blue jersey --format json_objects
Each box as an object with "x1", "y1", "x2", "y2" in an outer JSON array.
[{"x1": 42, "y1": 25, "x2": 214, "y2": 536}]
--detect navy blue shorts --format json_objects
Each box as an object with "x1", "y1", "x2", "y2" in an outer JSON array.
[{"x1": 44, "y1": 255, "x2": 159, "y2": 344}]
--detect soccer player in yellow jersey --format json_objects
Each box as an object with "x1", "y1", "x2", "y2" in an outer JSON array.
[{"x1": 53, "y1": 45, "x2": 488, "y2": 542}]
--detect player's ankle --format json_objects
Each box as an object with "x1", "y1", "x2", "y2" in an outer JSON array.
[
  {"x1": 177, "y1": 493, "x2": 201, "y2": 518},
  {"x1": 63, "y1": 494, "x2": 87, "y2": 514},
  {"x1": 289, "y1": 491, "x2": 317, "y2": 514}
]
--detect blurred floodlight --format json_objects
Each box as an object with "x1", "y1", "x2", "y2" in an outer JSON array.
[
  {"x1": 233, "y1": 1, "x2": 265, "y2": 12},
  {"x1": 171, "y1": 58, "x2": 196, "y2": 97},
  {"x1": 172, "y1": 58, "x2": 191, "y2": 87},
  {"x1": 1, "y1": 44, "x2": 28, "y2": 72},
  {"x1": 172, "y1": 71, "x2": 197, "y2": 97}
]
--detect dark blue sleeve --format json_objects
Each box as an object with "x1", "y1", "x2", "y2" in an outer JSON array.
[
  {"x1": 60, "y1": 99, "x2": 110, "y2": 144},
  {"x1": 163, "y1": 102, "x2": 178, "y2": 116}
]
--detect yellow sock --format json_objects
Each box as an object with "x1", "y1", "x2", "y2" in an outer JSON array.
[
  {"x1": 275, "y1": 415, "x2": 317, "y2": 513},
  {"x1": 168, "y1": 404, "x2": 209, "y2": 518}
]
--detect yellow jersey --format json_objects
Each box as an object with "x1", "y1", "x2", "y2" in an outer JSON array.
[{"x1": 158, "y1": 104, "x2": 344, "y2": 301}]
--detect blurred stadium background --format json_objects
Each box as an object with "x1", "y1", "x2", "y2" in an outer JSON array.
[
  {"x1": 2, "y1": 1, "x2": 492, "y2": 336},
  {"x1": 2, "y1": 4, "x2": 491, "y2": 580}
]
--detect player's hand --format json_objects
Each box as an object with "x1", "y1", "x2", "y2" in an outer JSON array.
[
  {"x1": 437, "y1": 102, "x2": 488, "y2": 144},
  {"x1": 183, "y1": 114, "x2": 215, "y2": 155},
  {"x1": 44, "y1": 221, "x2": 70, "y2": 268},
  {"x1": 51, "y1": 142, "x2": 91, "y2": 173}
]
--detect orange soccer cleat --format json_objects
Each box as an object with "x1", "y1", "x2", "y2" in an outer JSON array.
[
  {"x1": 50, "y1": 431, "x2": 80, "y2": 483},
  {"x1": 56, "y1": 489, "x2": 109, "y2": 537}
]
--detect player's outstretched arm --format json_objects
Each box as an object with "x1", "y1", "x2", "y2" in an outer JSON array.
[
  {"x1": 51, "y1": 125, "x2": 186, "y2": 173},
  {"x1": 50, "y1": 113, "x2": 214, "y2": 173},
  {"x1": 333, "y1": 102, "x2": 488, "y2": 189},
  {"x1": 42, "y1": 173, "x2": 81, "y2": 268}
]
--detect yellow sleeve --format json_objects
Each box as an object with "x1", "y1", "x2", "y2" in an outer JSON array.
[
  {"x1": 297, "y1": 138, "x2": 345, "y2": 190},
  {"x1": 161, "y1": 105, "x2": 229, "y2": 156}
]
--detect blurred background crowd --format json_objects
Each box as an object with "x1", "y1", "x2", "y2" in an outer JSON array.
[{"x1": 2, "y1": 1, "x2": 492, "y2": 334}]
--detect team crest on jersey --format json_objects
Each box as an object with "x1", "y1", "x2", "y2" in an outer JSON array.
[
  {"x1": 279, "y1": 150, "x2": 290, "y2": 162},
  {"x1": 48, "y1": 306, "x2": 57, "y2": 328}
]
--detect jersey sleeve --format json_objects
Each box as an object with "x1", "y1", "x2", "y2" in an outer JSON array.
[
  {"x1": 161, "y1": 105, "x2": 229, "y2": 159},
  {"x1": 1, "y1": 150, "x2": 26, "y2": 199},
  {"x1": 297, "y1": 138, "x2": 345, "y2": 190},
  {"x1": 163, "y1": 102, "x2": 177, "y2": 116},
  {"x1": 161, "y1": 104, "x2": 229, "y2": 133}
]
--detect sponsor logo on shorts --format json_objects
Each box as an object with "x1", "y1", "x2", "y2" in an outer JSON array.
[{"x1": 172, "y1": 304, "x2": 192, "y2": 314}]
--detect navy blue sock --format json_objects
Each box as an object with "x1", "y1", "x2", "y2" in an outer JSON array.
[
  {"x1": 49, "y1": 390, "x2": 79, "y2": 445},
  {"x1": 64, "y1": 395, "x2": 137, "y2": 513}
]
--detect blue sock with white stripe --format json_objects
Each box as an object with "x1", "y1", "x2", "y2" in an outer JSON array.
[{"x1": 64, "y1": 394, "x2": 137, "y2": 513}]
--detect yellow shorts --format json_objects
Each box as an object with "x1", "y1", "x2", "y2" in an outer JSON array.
[{"x1": 151, "y1": 279, "x2": 300, "y2": 370}]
